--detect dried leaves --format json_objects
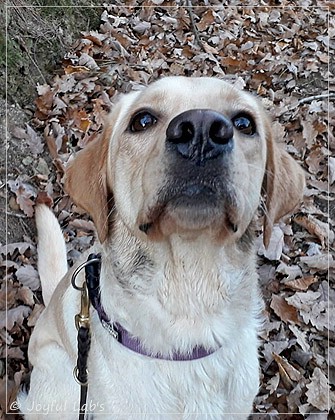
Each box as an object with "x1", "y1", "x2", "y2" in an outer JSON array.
[
  {"x1": 4, "y1": 2, "x2": 334, "y2": 417},
  {"x1": 306, "y1": 368, "x2": 334, "y2": 412},
  {"x1": 7, "y1": 179, "x2": 37, "y2": 217}
]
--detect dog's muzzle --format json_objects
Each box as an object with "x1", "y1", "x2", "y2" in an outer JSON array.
[
  {"x1": 166, "y1": 109, "x2": 234, "y2": 164},
  {"x1": 138, "y1": 109, "x2": 238, "y2": 236}
]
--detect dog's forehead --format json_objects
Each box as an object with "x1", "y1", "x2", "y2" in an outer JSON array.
[{"x1": 130, "y1": 77, "x2": 259, "y2": 114}]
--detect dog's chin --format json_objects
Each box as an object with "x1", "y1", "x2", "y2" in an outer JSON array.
[
  {"x1": 138, "y1": 186, "x2": 240, "y2": 240},
  {"x1": 163, "y1": 202, "x2": 225, "y2": 233}
]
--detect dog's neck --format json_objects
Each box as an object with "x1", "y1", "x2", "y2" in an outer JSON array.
[{"x1": 98, "y1": 220, "x2": 260, "y2": 356}]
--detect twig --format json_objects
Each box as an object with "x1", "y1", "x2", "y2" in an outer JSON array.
[
  {"x1": 185, "y1": 0, "x2": 205, "y2": 52},
  {"x1": 277, "y1": 92, "x2": 335, "y2": 117},
  {"x1": 298, "y1": 93, "x2": 335, "y2": 105},
  {"x1": 26, "y1": 50, "x2": 47, "y2": 84},
  {"x1": 2, "y1": 209, "x2": 29, "y2": 219}
]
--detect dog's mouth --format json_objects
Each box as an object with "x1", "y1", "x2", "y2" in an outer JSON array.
[
  {"x1": 138, "y1": 178, "x2": 240, "y2": 237},
  {"x1": 170, "y1": 183, "x2": 216, "y2": 201}
]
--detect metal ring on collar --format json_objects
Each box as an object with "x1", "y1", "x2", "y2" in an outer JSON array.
[{"x1": 71, "y1": 258, "x2": 101, "y2": 291}]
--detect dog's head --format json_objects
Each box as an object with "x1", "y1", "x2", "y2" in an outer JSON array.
[{"x1": 65, "y1": 77, "x2": 305, "y2": 247}]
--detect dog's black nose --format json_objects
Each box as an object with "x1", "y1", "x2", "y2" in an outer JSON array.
[{"x1": 166, "y1": 109, "x2": 233, "y2": 163}]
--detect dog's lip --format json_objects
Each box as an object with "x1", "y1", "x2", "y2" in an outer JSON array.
[
  {"x1": 147, "y1": 182, "x2": 220, "y2": 217},
  {"x1": 165, "y1": 187, "x2": 218, "y2": 210},
  {"x1": 138, "y1": 181, "x2": 239, "y2": 236},
  {"x1": 178, "y1": 184, "x2": 216, "y2": 198},
  {"x1": 162, "y1": 180, "x2": 220, "y2": 201}
]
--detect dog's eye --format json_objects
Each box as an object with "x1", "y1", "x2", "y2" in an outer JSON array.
[
  {"x1": 232, "y1": 114, "x2": 256, "y2": 135},
  {"x1": 129, "y1": 111, "x2": 157, "y2": 132}
]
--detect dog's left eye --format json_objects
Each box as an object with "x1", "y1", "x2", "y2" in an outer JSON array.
[
  {"x1": 232, "y1": 114, "x2": 256, "y2": 135},
  {"x1": 129, "y1": 111, "x2": 157, "y2": 132}
]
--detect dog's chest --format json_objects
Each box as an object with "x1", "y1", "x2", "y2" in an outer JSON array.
[
  {"x1": 87, "y1": 341, "x2": 226, "y2": 416},
  {"x1": 85, "y1": 316, "x2": 259, "y2": 419}
]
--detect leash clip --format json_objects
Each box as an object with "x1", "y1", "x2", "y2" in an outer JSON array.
[
  {"x1": 71, "y1": 256, "x2": 101, "y2": 329},
  {"x1": 75, "y1": 282, "x2": 90, "y2": 330}
]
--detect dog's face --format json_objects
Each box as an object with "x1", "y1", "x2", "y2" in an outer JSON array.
[
  {"x1": 65, "y1": 77, "x2": 305, "y2": 246},
  {"x1": 108, "y1": 78, "x2": 266, "y2": 241}
]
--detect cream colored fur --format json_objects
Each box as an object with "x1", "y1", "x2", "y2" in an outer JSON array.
[
  {"x1": 17, "y1": 77, "x2": 305, "y2": 419},
  {"x1": 35, "y1": 205, "x2": 68, "y2": 306}
]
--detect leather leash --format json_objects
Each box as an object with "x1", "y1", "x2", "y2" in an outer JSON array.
[{"x1": 71, "y1": 254, "x2": 101, "y2": 420}]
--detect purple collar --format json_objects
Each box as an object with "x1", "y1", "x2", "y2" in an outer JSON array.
[
  {"x1": 85, "y1": 254, "x2": 217, "y2": 361},
  {"x1": 100, "y1": 320, "x2": 216, "y2": 361}
]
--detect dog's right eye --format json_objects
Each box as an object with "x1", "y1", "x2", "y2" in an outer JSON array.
[
  {"x1": 232, "y1": 113, "x2": 256, "y2": 136},
  {"x1": 129, "y1": 111, "x2": 157, "y2": 132}
]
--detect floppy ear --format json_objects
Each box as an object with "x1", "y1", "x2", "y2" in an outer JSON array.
[
  {"x1": 64, "y1": 121, "x2": 113, "y2": 243},
  {"x1": 263, "y1": 124, "x2": 305, "y2": 248}
]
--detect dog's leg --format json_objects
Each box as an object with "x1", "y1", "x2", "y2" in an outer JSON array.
[
  {"x1": 35, "y1": 205, "x2": 68, "y2": 306},
  {"x1": 17, "y1": 345, "x2": 78, "y2": 419}
]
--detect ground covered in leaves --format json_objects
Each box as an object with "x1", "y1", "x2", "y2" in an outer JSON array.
[{"x1": 1, "y1": 2, "x2": 334, "y2": 418}]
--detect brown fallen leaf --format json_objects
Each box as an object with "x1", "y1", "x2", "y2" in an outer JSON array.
[
  {"x1": 306, "y1": 367, "x2": 333, "y2": 411},
  {"x1": 0, "y1": 306, "x2": 32, "y2": 330},
  {"x1": 16, "y1": 265, "x2": 40, "y2": 291},
  {"x1": 289, "y1": 324, "x2": 310, "y2": 353},
  {"x1": 270, "y1": 294, "x2": 300, "y2": 324},
  {"x1": 0, "y1": 373, "x2": 23, "y2": 413},
  {"x1": 69, "y1": 108, "x2": 92, "y2": 134},
  {"x1": 0, "y1": 281, "x2": 17, "y2": 310},
  {"x1": 203, "y1": 42, "x2": 219, "y2": 55},
  {"x1": 16, "y1": 187, "x2": 35, "y2": 217},
  {"x1": 277, "y1": 262, "x2": 302, "y2": 280},
  {"x1": 266, "y1": 372, "x2": 280, "y2": 395},
  {"x1": 64, "y1": 65, "x2": 91, "y2": 74},
  {"x1": 78, "y1": 52, "x2": 99, "y2": 70},
  {"x1": 273, "y1": 352, "x2": 302, "y2": 389},
  {"x1": 0, "y1": 242, "x2": 33, "y2": 257},
  {"x1": 305, "y1": 145, "x2": 328, "y2": 174},
  {"x1": 6, "y1": 346, "x2": 25, "y2": 360},
  {"x1": 286, "y1": 286, "x2": 331, "y2": 332},
  {"x1": 7, "y1": 179, "x2": 37, "y2": 217},
  {"x1": 196, "y1": 9, "x2": 215, "y2": 32},
  {"x1": 17, "y1": 286, "x2": 35, "y2": 307},
  {"x1": 35, "y1": 87, "x2": 54, "y2": 117},
  {"x1": 25, "y1": 123, "x2": 44, "y2": 155},
  {"x1": 44, "y1": 132, "x2": 59, "y2": 160},
  {"x1": 83, "y1": 31, "x2": 107, "y2": 46},
  {"x1": 294, "y1": 214, "x2": 329, "y2": 247},
  {"x1": 282, "y1": 275, "x2": 318, "y2": 291},
  {"x1": 300, "y1": 254, "x2": 334, "y2": 271}
]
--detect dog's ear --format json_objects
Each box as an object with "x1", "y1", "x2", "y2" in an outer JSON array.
[
  {"x1": 263, "y1": 122, "x2": 305, "y2": 248},
  {"x1": 64, "y1": 120, "x2": 113, "y2": 243}
]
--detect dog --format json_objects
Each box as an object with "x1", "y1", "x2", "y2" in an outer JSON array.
[{"x1": 18, "y1": 76, "x2": 305, "y2": 419}]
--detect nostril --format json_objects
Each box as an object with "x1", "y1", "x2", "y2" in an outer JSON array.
[
  {"x1": 167, "y1": 121, "x2": 194, "y2": 144},
  {"x1": 180, "y1": 122, "x2": 194, "y2": 143},
  {"x1": 209, "y1": 120, "x2": 233, "y2": 145}
]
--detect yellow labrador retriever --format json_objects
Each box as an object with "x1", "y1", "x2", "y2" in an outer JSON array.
[{"x1": 18, "y1": 77, "x2": 304, "y2": 419}]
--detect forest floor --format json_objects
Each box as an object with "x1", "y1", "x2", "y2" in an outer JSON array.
[{"x1": 1, "y1": 1, "x2": 334, "y2": 419}]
